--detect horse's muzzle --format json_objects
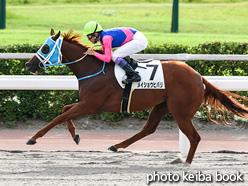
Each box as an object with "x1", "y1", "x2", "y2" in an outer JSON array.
[{"x1": 26, "y1": 56, "x2": 42, "y2": 73}]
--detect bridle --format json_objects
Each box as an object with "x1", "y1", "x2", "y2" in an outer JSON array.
[{"x1": 35, "y1": 36, "x2": 105, "y2": 81}]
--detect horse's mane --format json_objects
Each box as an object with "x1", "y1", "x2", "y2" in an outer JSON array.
[
  {"x1": 62, "y1": 29, "x2": 89, "y2": 48},
  {"x1": 62, "y1": 29, "x2": 103, "y2": 53}
]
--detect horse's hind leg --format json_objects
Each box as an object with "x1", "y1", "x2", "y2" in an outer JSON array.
[
  {"x1": 175, "y1": 117, "x2": 201, "y2": 164},
  {"x1": 167, "y1": 96, "x2": 202, "y2": 164},
  {"x1": 62, "y1": 104, "x2": 80, "y2": 145},
  {"x1": 109, "y1": 102, "x2": 169, "y2": 151}
]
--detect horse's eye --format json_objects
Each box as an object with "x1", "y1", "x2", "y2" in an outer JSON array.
[{"x1": 41, "y1": 44, "x2": 50, "y2": 54}]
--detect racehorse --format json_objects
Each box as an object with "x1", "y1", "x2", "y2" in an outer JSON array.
[{"x1": 26, "y1": 29, "x2": 248, "y2": 164}]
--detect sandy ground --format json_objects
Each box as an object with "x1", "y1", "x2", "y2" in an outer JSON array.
[
  {"x1": 0, "y1": 151, "x2": 247, "y2": 186},
  {"x1": 0, "y1": 117, "x2": 247, "y2": 185}
]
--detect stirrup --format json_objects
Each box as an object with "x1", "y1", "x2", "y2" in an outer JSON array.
[{"x1": 122, "y1": 74, "x2": 141, "y2": 84}]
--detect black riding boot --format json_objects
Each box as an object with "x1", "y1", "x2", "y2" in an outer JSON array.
[{"x1": 122, "y1": 63, "x2": 141, "y2": 84}]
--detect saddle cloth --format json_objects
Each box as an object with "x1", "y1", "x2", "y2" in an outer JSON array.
[{"x1": 114, "y1": 60, "x2": 165, "y2": 89}]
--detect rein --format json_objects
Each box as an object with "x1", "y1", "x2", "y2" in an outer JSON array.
[
  {"x1": 36, "y1": 36, "x2": 105, "y2": 81},
  {"x1": 44, "y1": 53, "x2": 88, "y2": 67}
]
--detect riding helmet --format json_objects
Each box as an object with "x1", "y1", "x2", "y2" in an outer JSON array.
[{"x1": 84, "y1": 21, "x2": 103, "y2": 35}]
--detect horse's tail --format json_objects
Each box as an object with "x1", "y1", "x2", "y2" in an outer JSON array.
[{"x1": 202, "y1": 77, "x2": 248, "y2": 125}]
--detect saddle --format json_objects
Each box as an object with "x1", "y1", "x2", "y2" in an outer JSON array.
[{"x1": 121, "y1": 56, "x2": 153, "y2": 113}]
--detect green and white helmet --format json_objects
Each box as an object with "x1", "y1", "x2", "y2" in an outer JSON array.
[{"x1": 84, "y1": 21, "x2": 102, "y2": 35}]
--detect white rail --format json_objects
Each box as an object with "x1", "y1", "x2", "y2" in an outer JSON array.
[
  {"x1": 1, "y1": 53, "x2": 248, "y2": 61},
  {"x1": 132, "y1": 54, "x2": 248, "y2": 61},
  {"x1": 0, "y1": 75, "x2": 78, "y2": 90},
  {"x1": 1, "y1": 75, "x2": 248, "y2": 91}
]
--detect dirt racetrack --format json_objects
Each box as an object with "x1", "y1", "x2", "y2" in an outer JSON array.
[
  {"x1": 0, "y1": 150, "x2": 247, "y2": 186},
  {"x1": 0, "y1": 118, "x2": 247, "y2": 185}
]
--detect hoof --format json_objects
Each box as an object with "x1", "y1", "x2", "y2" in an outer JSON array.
[
  {"x1": 26, "y1": 139, "x2": 36, "y2": 145},
  {"x1": 74, "y1": 134, "x2": 80, "y2": 145},
  {"x1": 108, "y1": 146, "x2": 117, "y2": 152}
]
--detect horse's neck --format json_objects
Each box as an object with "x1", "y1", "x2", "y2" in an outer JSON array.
[{"x1": 62, "y1": 41, "x2": 103, "y2": 80}]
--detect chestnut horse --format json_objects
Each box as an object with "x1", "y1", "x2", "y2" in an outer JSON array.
[{"x1": 26, "y1": 29, "x2": 248, "y2": 164}]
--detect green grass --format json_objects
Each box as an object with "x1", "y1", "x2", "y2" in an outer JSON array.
[
  {"x1": 6, "y1": 0, "x2": 248, "y2": 5},
  {"x1": 1, "y1": 2, "x2": 248, "y2": 46}
]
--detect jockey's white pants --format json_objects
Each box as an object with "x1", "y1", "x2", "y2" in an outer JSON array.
[{"x1": 111, "y1": 31, "x2": 148, "y2": 62}]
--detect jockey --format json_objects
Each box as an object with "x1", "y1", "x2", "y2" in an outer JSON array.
[{"x1": 83, "y1": 21, "x2": 148, "y2": 84}]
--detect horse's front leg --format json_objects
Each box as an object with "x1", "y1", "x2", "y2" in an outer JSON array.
[
  {"x1": 61, "y1": 104, "x2": 80, "y2": 145},
  {"x1": 26, "y1": 101, "x2": 89, "y2": 145}
]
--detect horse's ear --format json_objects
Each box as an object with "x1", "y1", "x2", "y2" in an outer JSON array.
[
  {"x1": 53, "y1": 31, "x2": 61, "y2": 41},
  {"x1": 50, "y1": 29, "x2": 55, "y2": 36}
]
